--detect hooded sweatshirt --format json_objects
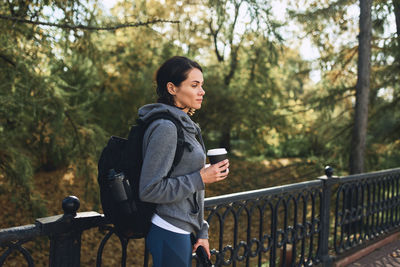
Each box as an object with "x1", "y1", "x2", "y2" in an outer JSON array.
[{"x1": 138, "y1": 103, "x2": 209, "y2": 239}]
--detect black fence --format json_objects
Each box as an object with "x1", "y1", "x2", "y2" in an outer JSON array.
[{"x1": 1, "y1": 167, "x2": 400, "y2": 266}]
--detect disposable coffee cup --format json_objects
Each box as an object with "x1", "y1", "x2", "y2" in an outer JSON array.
[{"x1": 207, "y1": 148, "x2": 228, "y2": 165}]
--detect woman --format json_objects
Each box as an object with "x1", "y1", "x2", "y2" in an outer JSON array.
[{"x1": 138, "y1": 56, "x2": 229, "y2": 267}]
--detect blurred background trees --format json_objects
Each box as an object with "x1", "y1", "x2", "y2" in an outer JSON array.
[{"x1": 0, "y1": 0, "x2": 399, "y2": 222}]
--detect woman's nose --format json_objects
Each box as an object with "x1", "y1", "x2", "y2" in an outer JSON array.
[{"x1": 199, "y1": 87, "x2": 205, "y2": 95}]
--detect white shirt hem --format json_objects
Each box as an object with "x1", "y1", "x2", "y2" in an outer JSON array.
[{"x1": 151, "y1": 213, "x2": 190, "y2": 235}]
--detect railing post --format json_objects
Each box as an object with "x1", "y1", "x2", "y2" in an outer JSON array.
[
  {"x1": 35, "y1": 196, "x2": 103, "y2": 267},
  {"x1": 52, "y1": 196, "x2": 81, "y2": 267},
  {"x1": 318, "y1": 166, "x2": 335, "y2": 267}
]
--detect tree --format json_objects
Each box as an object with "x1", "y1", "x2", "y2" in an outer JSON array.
[
  {"x1": 394, "y1": 0, "x2": 400, "y2": 42},
  {"x1": 288, "y1": 0, "x2": 399, "y2": 173},
  {"x1": 349, "y1": 0, "x2": 372, "y2": 174},
  {"x1": 199, "y1": 0, "x2": 284, "y2": 151}
]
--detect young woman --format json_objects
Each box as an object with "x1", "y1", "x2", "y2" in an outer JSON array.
[{"x1": 138, "y1": 56, "x2": 229, "y2": 266}]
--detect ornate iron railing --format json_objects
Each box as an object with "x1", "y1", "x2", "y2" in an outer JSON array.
[
  {"x1": 1, "y1": 167, "x2": 400, "y2": 266},
  {"x1": 333, "y1": 168, "x2": 400, "y2": 254},
  {"x1": 204, "y1": 180, "x2": 322, "y2": 266}
]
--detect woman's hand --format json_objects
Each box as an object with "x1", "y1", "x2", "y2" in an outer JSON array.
[
  {"x1": 200, "y1": 159, "x2": 229, "y2": 184},
  {"x1": 193, "y1": 238, "x2": 211, "y2": 259}
]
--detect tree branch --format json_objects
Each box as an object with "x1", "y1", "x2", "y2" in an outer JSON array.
[
  {"x1": 64, "y1": 111, "x2": 83, "y2": 153},
  {"x1": 228, "y1": 0, "x2": 242, "y2": 47},
  {"x1": 208, "y1": 18, "x2": 224, "y2": 62},
  {"x1": 0, "y1": 14, "x2": 179, "y2": 31},
  {"x1": 0, "y1": 54, "x2": 16, "y2": 67}
]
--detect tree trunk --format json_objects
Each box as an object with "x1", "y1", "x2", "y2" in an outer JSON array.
[
  {"x1": 394, "y1": 0, "x2": 400, "y2": 37},
  {"x1": 394, "y1": 0, "x2": 400, "y2": 47},
  {"x1": 349, "y1": 0, "x2": 372, "y2": 174}
]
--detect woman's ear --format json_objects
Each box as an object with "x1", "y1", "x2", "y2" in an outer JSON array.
[{"x1": 167, "y1": 82, "x2": 176, "y2": 95}]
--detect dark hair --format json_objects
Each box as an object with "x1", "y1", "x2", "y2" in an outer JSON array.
[{"x1": 156, "y1": 56, "x2": 203, "y2": 106}]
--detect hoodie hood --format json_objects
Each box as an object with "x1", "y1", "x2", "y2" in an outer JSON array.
[{"x1": 138, "y1": 103, "x2": 198, "y2": 134}]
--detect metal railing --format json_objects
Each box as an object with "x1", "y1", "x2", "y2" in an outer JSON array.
[
  {"x1": 204, "y1": 179, "x2": 322, "y2": 266},
  {"x1": 1, "y1": 167, "x2": 400, "y2": 266},
  {"x1": 333, "y1": 168, "x2": 400, "y2": 254}
]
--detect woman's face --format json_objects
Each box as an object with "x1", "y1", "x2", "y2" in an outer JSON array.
[{"x1": 168, "y1": 68, "x2": 205, "y2": 113}]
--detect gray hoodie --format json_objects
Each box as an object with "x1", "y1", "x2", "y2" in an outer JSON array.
[{"x1": 138, "y1": 103, "x2": 209, "y2": 239}]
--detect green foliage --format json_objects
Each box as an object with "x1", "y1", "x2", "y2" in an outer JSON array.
[
  {"x1": 0, "y1": 0, "x2": 108, "y2": 215},
  {"x1": 288, "y1": 0, "x2": 400, "y2": 173}
]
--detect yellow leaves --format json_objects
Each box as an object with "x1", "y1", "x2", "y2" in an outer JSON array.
[
  {"x1": 0, "y1": 172, "x2": 4, "y2": 186},
  {"x1": 43, "y1": 136, "x2": 50, "y2": 144},
  {"x1": 264, "y1": 128, "x2": 280, "y2": 146},
  {"x1": 78, "y1": 127, "x2": 95, "y2": 139},
  {"x1": 32, "y1": 121, "x2": 53, "y2": 144},
  {"x1": 62, "y1": 166, "x2": 75, "y2": 185}
]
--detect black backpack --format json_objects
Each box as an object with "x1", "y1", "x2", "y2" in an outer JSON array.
[{"x1": 97, "y1": 112, "x2": 187, "y2": 238}]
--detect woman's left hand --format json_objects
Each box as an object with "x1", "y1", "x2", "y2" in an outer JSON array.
[{"x1": 193, "y1": 238, "x2": 211, "y2": 259}]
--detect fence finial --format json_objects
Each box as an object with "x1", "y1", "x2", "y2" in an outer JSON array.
[
  {"x1": 324, "y1": 166, "x2": 334, "y2": 178},
  {"x1": 62, "y1": 196, "x2": 80, "y2": 217}
]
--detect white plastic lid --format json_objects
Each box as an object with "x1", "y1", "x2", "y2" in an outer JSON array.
[{"x1": 207, "y1": 148, "x2": 227, "y2": 156}]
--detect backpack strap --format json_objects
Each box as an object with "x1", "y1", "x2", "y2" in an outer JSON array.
[
  {"x1": 137, "y1": 112, "x2": 188, "y2": 176},
  {"x1": 194, "y1": 125, "x2": 206, "y2": 153}
]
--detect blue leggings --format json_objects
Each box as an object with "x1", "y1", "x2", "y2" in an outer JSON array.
[{"x1": 146, "y1": 223, "x2": 192, "y2": 267}]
